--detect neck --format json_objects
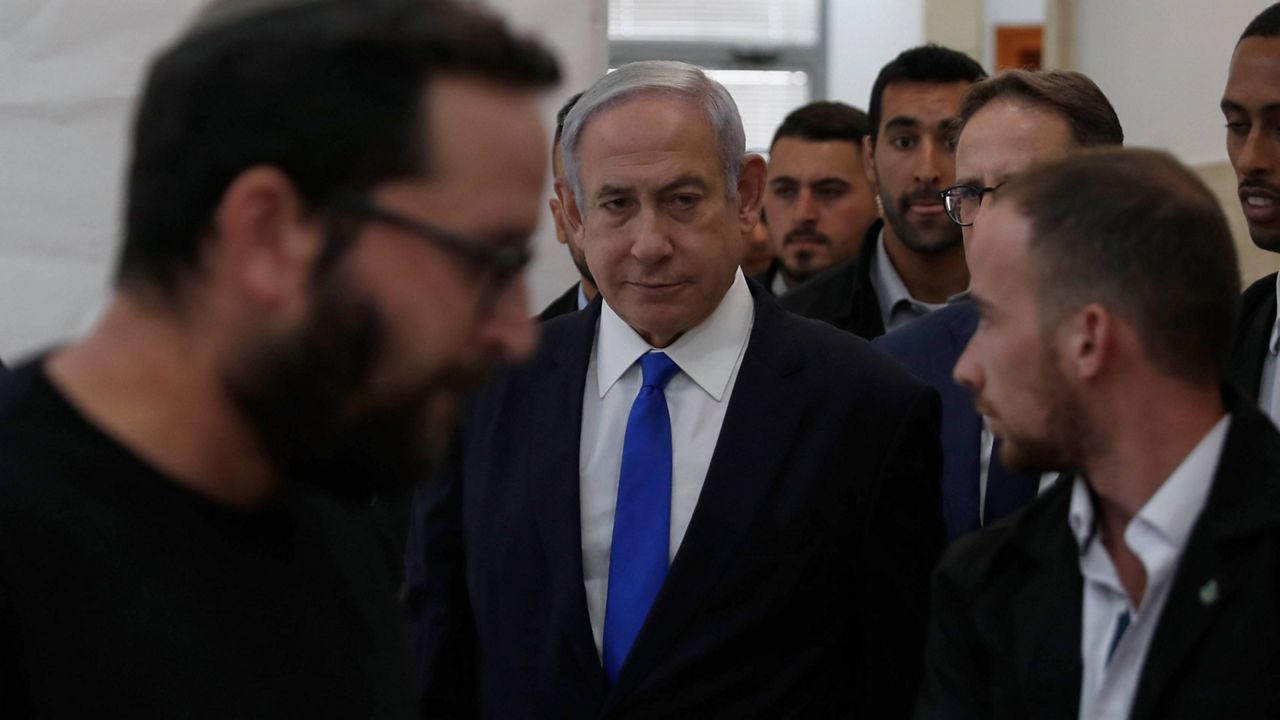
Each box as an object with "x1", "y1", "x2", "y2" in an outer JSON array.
[
  {"x1": 46, "y1": 292, "x2": 281, "y2": 509},
  {"x1": 1084, "y1": 380, "x2": 1225, "y2": 538},
  {"x1": 881, "y1": 225, "x2": 969, "y2": 303},
  {"x1": 581, "y1": 276, "x2": 599, "y2": 301}
]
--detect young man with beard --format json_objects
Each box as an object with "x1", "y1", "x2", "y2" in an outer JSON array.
[
  {"x1": 755, "y1": 101, "x2": 878, "y2": 296},
  {"x1": 407, "y1": 60, "x2": 945, "y2": 718},
  {"x1": 781, "y1": 44, "x2": 985, "y2": 339},
  {"x1": 0, "y1": 0, "x2": 557, "y2": 716},
  {"x1": 876, "y1": 69, "x2": 1123, "y2": 542},
  {"x1": 918, "y1": 149, "x2": 1280, "y2": 718},
  {"x1": 1225, "y1": 4, "x2": 1280, "y2": 424}
]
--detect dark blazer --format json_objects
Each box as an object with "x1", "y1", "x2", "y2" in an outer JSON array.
[
  {"x1": 875, "y1": 301, "x2": 1039, "y2": 541},
  {"x1": 1228, "y1": 271, "x2": 1276, "y2": 401},
  {"x1": 405, "y1": 280, "x2": 946, "y2": 719},
  {"x1": 916, "y1": 391, "x2": 1280, "y2": 720},
  {"x1": 538, "y1": 283, "x2": 581, "y2": 322},
  {"x1": 778, "y1": 220, "x2": 885, "y2": 341}
]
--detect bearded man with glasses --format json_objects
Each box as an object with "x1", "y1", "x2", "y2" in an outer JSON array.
[{"x1": 0, "y1": 0, "x2": 558, "y2": 716}]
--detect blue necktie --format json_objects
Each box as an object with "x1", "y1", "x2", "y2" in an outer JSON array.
[{"x1": 602, "y1": 352, "x2": 679, "y2": 684}]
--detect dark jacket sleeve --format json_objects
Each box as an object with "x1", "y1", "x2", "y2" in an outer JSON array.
[
  {"x1": 403, "y1": 427, "x2": 478, "y2": 719},
  {"x1": 914, "y1": 545, "x2": 988, "y2": 720},
  {"x1": 855, "y1": 383, "x2": 947, "y2": 717}
]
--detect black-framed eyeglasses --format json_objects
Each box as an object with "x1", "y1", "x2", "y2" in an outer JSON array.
[
  {"x1": 940, "y1": 183, "x2": 1006, "y2": 227},
  {"x1": 333, "y1": 193, "x2": 532, "y2": 284}
]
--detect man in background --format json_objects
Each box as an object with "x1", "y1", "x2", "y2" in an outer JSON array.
[
  {"x1": 541, "y1": 91, "x2": 597, "y2": 320},
  {"x1": 1225, "y1": 3, "x2": 1280, "y2": 422},
  {"x1": 755, "y1": 101, "x2": 877, "y2": 296},
  {"x1": 782, "y1": 44, "x2": 985, "y2": 339},
  {"x1": 877, "y1": 69, "x2": 1123, "y2": 541},
  {"x1": 918, "y1": 148, "x2": 1280, "y2": 718},
  {"x1": 0, "y1": 0, "x2": 558, "y2": 715}
]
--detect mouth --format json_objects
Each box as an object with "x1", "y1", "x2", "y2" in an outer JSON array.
[
  {"x1": 908, "y1": 201, "x2": 947, "y2": 217},
  {"x1": 627, "y1": 280, "x2": 686, "y2": 294},
  {"x1": 785, "y1": 232, "x2": 829, "y2": 248},
  {"x1": 1240, "y1": 185, "x2": 1280, "y2": 223}
]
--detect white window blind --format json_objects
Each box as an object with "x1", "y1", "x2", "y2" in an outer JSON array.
[
  {"x1": 608, "y1": 0, "x2": 820, "y2": 43},
  {"x1": 705, "y1": 69, "x2": 810, "y2": 153}
]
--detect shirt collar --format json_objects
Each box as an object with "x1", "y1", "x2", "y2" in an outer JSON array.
[
  {"x1": 1269, "y1": 272, "x2": 1280, "y2": 355},
  {"x1": 576, "y1": 282, "x2": 590, "y2": 311},
  {"x1": 1068, "y1": 414, "x2": 1231, "y2": 553},
  {"x1": 596, "y1": 268, "x2": 755, "y2": 401},
  {"x1": 869, "y1": 229, "x2": 945, "y2": 329}
]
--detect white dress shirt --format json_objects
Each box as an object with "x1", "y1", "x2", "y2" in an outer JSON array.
[
  {"x1": 1072, "y1": 414, "x2": 1230, "y2": 720},
  {"x1": 579, "y1": 269, "x2": 755, "y2": 658},
  {"x1": 868, "y1": 230, "x2": 946, "y2": 332},
  {"x1": 1256, "y1": 272, "x2": 1280, "y2": 425}
]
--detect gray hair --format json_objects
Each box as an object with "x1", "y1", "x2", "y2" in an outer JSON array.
[{"x1": 560, "y1": 60, "x2": 746, "y2": 215}]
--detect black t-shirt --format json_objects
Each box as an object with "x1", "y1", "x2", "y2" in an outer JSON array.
[{"x1": 0, "y1": 361, "x2": 415, "y2": 718}]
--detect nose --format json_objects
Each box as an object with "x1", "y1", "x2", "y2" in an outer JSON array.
[
  {"x1": 631, "y1": 207, "x2": 674, "y2": 265},
  {"x1": 914, "y1": 137, "x2": 945, "y2": 187},
  {"x1": 795, "y1": 187, "x2": 819, "y2": 224},
  {"x1": 1238, "y1": 125, "x2": 1280, "y2": 178},
  {"x1": 475, "y1": 273, "x2": 537, "y2": 363}
]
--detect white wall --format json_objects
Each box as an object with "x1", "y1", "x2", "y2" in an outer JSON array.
[
  {"x1": 1073, "y1": 0, "x2": 1257, "y2": 166},
  {"x1": 0, "y1": 0, "x2": 206, "y2": 363},
  {"x1": 827, "y1": 0, "x2": 924, "y2": 109},
  {"x1": 479, "y1": 0, "x2": 608, "y2": 309},
  {"x1": 0, "y1": 0, "x2": 605, "y2": 362}
]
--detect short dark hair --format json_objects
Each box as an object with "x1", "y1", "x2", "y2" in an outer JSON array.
[
  {"x1": 769, "y1": 101, "x2": 870, "y2": 149},
  {"x1": 867, "y1": 44, "x2": 986, "y2": 142},
  {"x1": 957, "y1": 70, "x2": 1123, "y2": 148},
  {"x1": 1000, "y1": 148, "x2": 1240, "y2": 385},
  {"x1": 555, "y1": 90, "x2": 586, "y2": 147},
  {"x1": 118, "y1": 0, "x2": 559, "y2": 298},
  {"x1": 1242, "y1": 3, "x2": 1280, "y2": 40}
]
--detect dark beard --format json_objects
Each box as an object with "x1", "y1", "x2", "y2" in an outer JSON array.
[
  {"x1": 224, "y1": 273, "x2": 442, "y2": 505},
  {"x1": 879, "y1": 186, "x2": 962, "y2": 256}
]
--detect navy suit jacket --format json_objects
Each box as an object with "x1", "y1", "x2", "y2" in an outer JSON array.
[
  {"x1": 917, "y1": 391, "x2": 1280, "y2": 719},
  {"x1": 875, "y1": 301, "x2": 1039, "y2": 541},
  {"x1": 405, "y1": 281, "x2": 946, "y2": 718}
]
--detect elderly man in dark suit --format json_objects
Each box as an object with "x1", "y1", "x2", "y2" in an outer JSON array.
[
  {"x1": 917, "y1": 148, "x2": 1280, "y2": 719},
  {"x1": 875, "y1": 69, "x2": 1123, "y2": 541},
  {"x1": 406, "y1": 60, "x2": 946, "y2": 718}
]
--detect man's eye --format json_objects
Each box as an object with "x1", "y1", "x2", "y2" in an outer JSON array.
[
  {"x1": 816, "y1": 186, "x2": 847, "y2": 200},
  {"x1": 1225, "y1": 121, "x2": 1251, "y2": 136},
  {"x1": 891, "y1": 136, "x2": 916, "y2": 150},
  {"x1": 771, "y1": 185, "x2": 796, "y2": 199},
  {"x1": 669, "y1": 194, "x2": 700, "y2": 210},
  {"x1": 602, "y1": 198, "x2": 632, "y2": 212}
]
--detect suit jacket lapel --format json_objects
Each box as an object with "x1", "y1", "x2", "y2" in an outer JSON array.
[
  {"x1": 1228, "y1": 277, "x2": 1276, "y2": 400},
  {"x1": 601, "y1": 288, "x2": 807, "y2": 712},
  {"x1": 1008, "y1": 480, "x2": 1084, "y2": 718},
  {"x1": 1131, "y1": 397, "x2": 1280, "y2": 719},
  {"x1": 528, "y1": 301, "x2": 609, "y2": 698}
]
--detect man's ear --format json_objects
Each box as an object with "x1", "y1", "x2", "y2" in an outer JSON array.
[
  {"x1": 736, "y1": 154, "x2": 767, "y2": 234},
  {"x1": 554, "y1": 176, "x2": 586, "y2": 243},
  {"x1": 862, "y1": 135, "x2": 878, "y2": 186},
  {"x1": 548, "y1": 196, "x2": 570, "y2": 247},
  {"x1": 212, "y1": 166, "x2": 319, "y2": 310},
  {"x1": 1060, "y1": 303, "x2": 1113, "y2": 382}
]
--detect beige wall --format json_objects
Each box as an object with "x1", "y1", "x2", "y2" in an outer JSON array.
[
  {"x1": 924, "y1": 0, "x2": 984, "y2": 61},
  {"x1": 1197, "y1": 161, "x2": 1280, "y2": 287}
]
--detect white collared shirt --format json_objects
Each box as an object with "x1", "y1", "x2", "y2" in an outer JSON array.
[
  {"x1": 1256, "y1": 273, "x2": 1280, "y2": 425},
  {"x1": 1072, "y1": 415, "x2": 1231, "y2": 720},
  {"x1": 579, "y1": 269, "x2": 755, "y2": 659},
  {"x1": 576, "y1": 282, "x2": 590, "y2": 311},
  {"x1": 868, "y1": 230, "x2": 946, "y2": 332}
]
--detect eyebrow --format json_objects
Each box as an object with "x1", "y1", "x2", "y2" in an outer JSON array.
[
  {"x1": 1221, "y1": 98, "x2": 1280, "y2": 114},
  {"x1": 954, "y1": 173, "x2": 1011, "y2": 189},
  {"x1": 659, "y1": 175, "x2": 711, "y2": 195},
  {"x1": 883, "y1": 116, "x2": 920, "y2": 133}
]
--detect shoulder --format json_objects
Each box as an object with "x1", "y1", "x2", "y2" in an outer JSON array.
[
  {"x1": 934, "y1": 479, "x2": 1071, "y2": 592},
  {"x1": 876, "y1": 301, "x2": 974, "y2": 356},
  {"x1": 1241, "y1": 272, "x2": 1278, "y2": 317},
  {"x1": 777, "y1": 256, "x2": 860, "y2": 314}
]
